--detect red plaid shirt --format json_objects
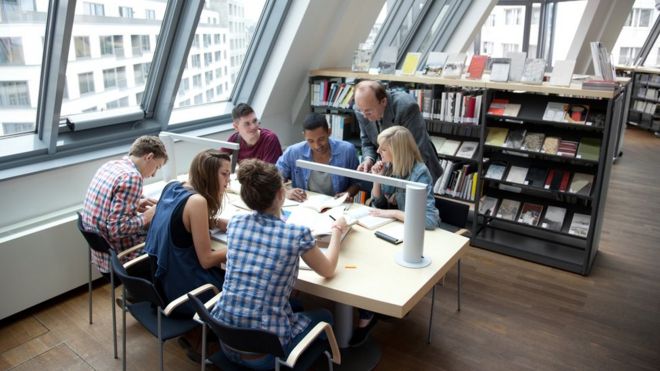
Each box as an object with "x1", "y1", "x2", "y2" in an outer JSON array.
[{"x1": 82, "y1": 156, "x2": 147, "y2": 272}]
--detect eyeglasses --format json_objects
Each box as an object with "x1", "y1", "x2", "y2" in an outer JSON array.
[{"x1": 354, "y1": 106, "x2": 375, "y2": 116}]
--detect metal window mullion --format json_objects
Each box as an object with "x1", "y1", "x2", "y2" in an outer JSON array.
[
  {"x1": 521, "y1": 2, "x2": 532, "y2": 54},
  {"x1": 370, "y1": 0, "x2": 404, "y2": 56},
  {"x1": 369, "y1": 0, "x2": 408, "y2": 68},
  {"x1": 395, "y1": 0, "x2": 437, "y2": 66},
  {"x1": 634, "y1": 12, "x2": 660, "y2": 66},
  {"x1": 36, "y1": 0, "x2": 75, "y2": 154},
  {"x1": 427, "y1": 1, "x2": 472, "y2": 57},
  {"x1": 232, "y1": 0, "x2": 292, "y2": 105}
]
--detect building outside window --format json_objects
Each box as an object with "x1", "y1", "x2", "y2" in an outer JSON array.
[
  {"x1": 131, "y1": 35, "x2": 150, "y2": 56},
  {"x1": 193, "y1": 93, "x2": 202, "y2": 104},
  {"x1": 2, "y1": 122, "x2": 33, "y2": 135},
  {"x1": 0, "y1": 37, "x2": 25, "y2": 64},
  {"x1": 106, "y1": 96, "x2": 129, "y2": 109},
  {"x1": 103, "y1": 67, "x2": 127, "y2": 90},
  {"x1": 119, "y1": 6, "x2": 134, "y2": 18},
  {"x1": 504, "y1": 8, "x2": 522, "y2": 26},
  {"x1": 74, "y1": 36, "x2": 91, "y2": 59},
  {"x1": 78, "y1": 72, "x2": 95, "y2": 95},
  {"x1": 206, "y1": 88, "x2": 214, "y2": 101},
  {"x1": 205, "y1": 71, "x2": 213, "y2": 84},
  {"x1": 625, "y1": 8, "x2": 653, "y2": 27},
  {"x1": 191, "y1": 54, "x2": 201, "y2": 68},
  {"x1": 203, "y1": 34, "x2": 212, "y2": 47},
  {"x1": 83, "y1": 2, "x2": 105, "y2": 16},
  {"x1": 204, "y1": 52, "x2": 212, "y2": 66},
  {"x1": 145, "y1": 9, "x2": 156, "y2": 20},
  {"x1": 619, "y1": 46, "x2": 641, "y2": 64},
  {"x1": 133, "y1": 63, "x2": 150, "y2": 85},
  {"x1": 502, "y1": 43, "x2": 520, "y2": 54},
  {"x1": 100, "y1": 35, "x2": 124, "y2": 57},
  {"x1": 193, "y1": 74, "x2": 202, "y2": 88},
  {"x1": 0, "y1": 81, "x2": 30, "y2": 107}
]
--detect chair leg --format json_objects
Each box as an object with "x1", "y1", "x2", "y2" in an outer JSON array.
[
  {"x1": 122, "y1": 287, "x2": 127, "y2": 371},
  {"x1": 427, "y1": 284, "x2": 436, "y2": 344},
  {"x1": 158, "y1": 309, "x2": 163, "y2": 371},
  {"x1": 111, "y1": 270, "x2": 118, "y2": 359},
  {"x1": 325, "y1": 350, "x2": 333, "y2": 371},
  {"x1": 201, "y1": 324, "x2": 207, "y2": 371},
  {"x1": 457, "y1": 259, "x2": 461, "y2": 312},
  {"x1": 88, "y1": 249, "x2": 92, "y2": 325}
]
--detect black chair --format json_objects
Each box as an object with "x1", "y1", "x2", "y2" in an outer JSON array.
[
  {"x1": 435, "y1": 198, "x2": 470, "y2": 235},
  {"x1": 187, "y1": 293, "x2": 341, "y2": 371},
  {"x1": 110, "y1": 251, "x2": 218, "y2": 371}
]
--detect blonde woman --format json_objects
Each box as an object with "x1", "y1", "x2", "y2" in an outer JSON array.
[{"x1": 370, "y1": 125, "x2": 439, "y2": 229}]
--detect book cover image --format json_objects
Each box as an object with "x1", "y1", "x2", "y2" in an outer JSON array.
[
  {"x1": 467, "y1": 55, "x2": 488, "y2": 79},
  {"x1": 557, "y1": 139, "x2": 578, "y2": 157},
  {"x1": 525, "y1": 167, "x2": 548, "y2": 187},
  {"x1": 504, "y1": 129, "x2": 527, "y2": 149},
  {"x1": 438, "y1": 139, "x2": 462, "y2": 156},
  {"x1": 488, "y1": 98, "x2": 509, "y2": 115},
  {"x1": 506, "y1": 165, "x2": 529, "y2": 184},
  {"x1": 520, "y1": 58, "x2": 546, "y2": 84},
  {"x1": 540, "y1": 206, "x2": 567, "y2": 231},
  {"x1": 577, "y1": 137, "x2": 601, "y2": 161},
  {"x1": 569, "y1": 172, "x2": 594, "y2": 196},
  {"x1": 486, "y1": 127, "x2": 509, "y2": 146},
  {"x1": 424, "y1": 52, "x2": 449, "y2": 76},
  {"x1": 543, "y1": 102, "x2": 569, "y2": 122},
  {"x1": 542, "y1": 136, "x2": 560, "y2": 154},
  {"x1": 518, "y1": 202, "x2": 544, "y2": 226},
  {"x1": 489, "y1": 58, "x2": 511, "y2": 82},
  {"x1": 496, "y1": 199, "x2": 521, "y2": 221},
  {"x1": 521, "y1": 132, "x2": 545, "y2": 152},
  {"x1": 479, "y1": 196, "x2": 499, "y2": 217},
  {"x1": 456, "y1": 141, "x2": 479, "y2": 159},
  {"x1": 485, "y1": 163, "x2": 507, "y2": 180},
  {"x1": 568, "y1": 213, "x2": 591, "y2": 238},
  {"x1": 402, "y1": 52, "x2": 422, "y2": 75},
  {"x1": 442, "y1": 54, "x2": 466, "y2": 79}
]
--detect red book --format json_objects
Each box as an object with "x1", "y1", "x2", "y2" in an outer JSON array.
[
  {"x1": 559, "y1": 171, "x2": 571, "y2": 192},
  {"x1": 464, "y1": 95, "x2": 477, "y2": 122},
  {"x1": 467, "y1": 55, "x2": 488, "y2": 79},
  {"x1": 544, "y1": 169, "x2": 555, "y2": 189},
  {"x1": 488, "y1": 98, "x2": 509, "y2": 115}
]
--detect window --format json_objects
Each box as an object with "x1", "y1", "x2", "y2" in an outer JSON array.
[
  {"x1": 0, "y1": 81, "x2": 30, "y2": 107},
  {"x1": 100, "y1": 35, "x2": 124, "y2": 57},
  {"x1": 203, "y1": 34, "x2": 212, "y2": 48},
  {"x1": 504, "y1": 8, "x2": 522, "y2": 26},
  {"x1": 206, "y1": 88, "x2": 214, "y2": 101},
  {"x1": 83, "y1": 2, "x2": 105, "y2": 16},
  {"x1": 145, "y1": 9, "x2": 156, "y2": 20},
  {"x1": 619, "y1": 47, "x2": 641, "y2": 65},
  {"x1": 214, "y1": 51, "x2": 221, "y2": 61},
  {"x1": 215, "y1": 67, "x2": 221, "y2": 78},
  {"x1": 131, "y1": 35, "x2": 150, "y2": 57},
  {"x1": 214, "y1": 34, "x2": 221, "y2": 44},
  {"x1": 133, "y1": 63, "x2": 150, "y2": 85},
  {"x1": 204, "y1": 52, "x2": 212, "y2": 66},
  {"x1": 625, "y1": 8, "x2": 653, "y2": 28},
  {"x1": 193, "y1": 74, "x2": 202, "y2": 88},
  {"x1": 192, "y1": 34, "x2": 200, "y2": 48},
  {"x1": 0, "y1": 37, "x2": 25, "y2": 64},
  {"x1": 216, "y1": 85, "x2": 223, "y2": 96},
  {"x1": 2, "y1": 122, "x2": 34, "y2": 135},
  {"x1": 103, "y1": 67, "x2": 127, "y2": 90},
  {"x1": 78, "y1": 72, "x2": 95, "y2": 95},
  {"x1": 193, "y1": 94, "x2": 203, "y2": 105},
  {"x1": 205, "y1": 71, "x2": 213, "y2": 84},
  {"x1": 502, "y1": 43, "x2": 520, "y2": 54},
  {"x1": 487, "y1": 14, "x2": 496, "y2": 27},
  {"x1": 482, "y1": 41, "x2": 493, "y2": 55},
  {"x1": 191, "y1": 54, "x2": 201, "y2": 68},
  {"x1": 106, "y1": 96, "x2": 129, "y2": 109},
  {"x1": 119, "y1": 6, "x2": 134, "y2": 18},
  {"x1": 74, "y1": 37, "x2": 91, "y2": 59}
]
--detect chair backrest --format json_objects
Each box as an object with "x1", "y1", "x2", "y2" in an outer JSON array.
[
  {"x1": 110, "y1": 252, "x2": 165, "y2": 308},
  {"x1": 76, "y1": 212, "x2": 113, "y2": 254},
  {"x1": 187, "y1": 294, "x2": 286, "y2": 359},
  {"x1": 435, "y1": 198, "x2": 469, "y2": 228}
]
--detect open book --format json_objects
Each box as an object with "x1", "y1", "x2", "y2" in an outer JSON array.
[
  {"x1": 300, "y1": 193, "x2": 348, "y2": 213},
  {"x1": 344, "y1": 205, "x2": 395, "y2": 230},
  {"x1": 285, "y1": 206, "x2": 351, "y2": 245}
]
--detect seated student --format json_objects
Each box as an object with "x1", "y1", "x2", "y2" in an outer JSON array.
[
  {"x1": 144, "y1": 149, "x2": 229, "y2": 316},
  {"x1": 276, "y1": 112, "x2": 360, "y2": 202},
  {"x1": 370, "y1": 125, "x2": 439, "y2": 229},
  {"x1": 350, "y1": 126, "x2": 439, "y2": 347},
  {"x1": 222, "y1": 103, "x2": 282, "y2": 164},
  {"x1": 211, "y1": 159, "x2": 348, "y2": 370},
  {"x1": 82, "y1": 135, "x2": 168, "y2": 274}
]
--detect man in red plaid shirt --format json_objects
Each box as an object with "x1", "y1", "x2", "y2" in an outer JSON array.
[{"x1": 81, "y1": 136, "x2": 168, "y2": 273}]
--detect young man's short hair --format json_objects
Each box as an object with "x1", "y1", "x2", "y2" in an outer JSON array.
[
  {"x1": 302, "y1": 112, "x2": 329, "y2": 132},
  {"x1": 232, "y1": 103, "x2": 255, "y2": 121},
  {"x1": 129, "y1": 135, "x2": 168, "y2": 161}
]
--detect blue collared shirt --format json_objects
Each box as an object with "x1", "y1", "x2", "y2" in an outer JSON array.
[
  {"x1": 276, "y1": 137, "x2": 359, "y2": 195},
  {"x1": 380, "y1": 162, "x2": 439, "y2": 229}
]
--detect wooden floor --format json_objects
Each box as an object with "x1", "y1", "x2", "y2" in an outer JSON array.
[{"x1": 1, "y1": 127, "x2": 659, "y2": 371}]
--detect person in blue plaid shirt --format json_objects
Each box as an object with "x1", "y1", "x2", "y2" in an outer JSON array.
[{"x1": 211, "y1": 159, "x2": 348, "y2": 369}]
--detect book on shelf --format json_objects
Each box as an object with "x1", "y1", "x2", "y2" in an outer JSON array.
[
  {"x1": 496, "y1": 199, "x2": 521, "y2": 221},
  {"x1": 437, "y1": 139, "x2": 462, "y2": 156},
  {"x1": 569, "y1": 172, "x2": 594, "y2": 196},
  {"x1": 506, "y1": 51, "x2": 527, "y2": 82},
  {"x1": 568, "y1": 213, "x2": 591, "y2": 238},
  {"x1": 300, "y1": 193, "x2": 349, "y2": 213},
  {"x1": 557, "y1": 139, "x2": 578, "y2": 157},
  {"x1": 544, "y1": 169, "x2": 569, "y2": 191},
  {"x1": 542, "y1": 102, "x2": 569, "y2": 122},
  {"x1": 455, "y1": 141, "x2": 479, "y2": 159},
  {"x1": 504, "y1": 129, "x2": 526, "y2": 149},
  {"x1": 485, "y1": 127, "x2": 509, "y2": 146},
  {"x1": 430, "y1": 136, "x2": 446, "y2": 154},
  {"x1": 525, "y1": 167, "x2": 547, "y2": 187},
  {"x1": 489, "y1": 58, "x2": 511, "y2": 82},
  {"x1": 521, "y1": 132, "x2": 545, "y2": 152},
  {"x1": 582, "y1": 79, "x2": 620, "y2": 91},
  {"x1": 520, "y1": 58, "x2": 546, "y2": 84},
  {"x1": 576, "y1": 137, "x2": 601, "y2": 161},
  {"x1": 467, "y1": 55, "x2": 488, "y2": 79},
  {"x1": 442, "y1": 53, "x2": 467, "y2": 79},
  {"x1": 344, "y1": 205, "x2": 395, "y2": 230},
  {"x1": 540, "y1": 206, "x2": 567, "y2": 231},
  {"x1": 424, "y1": 51, "x2": 449, "y2": 76},
  {"x1": 542, "y1": 136, "x2": 560, "y2": 154},
  {"x1": 478, "y1": 195, "x2": 499, "y2": 217},
  {"x1": 487, "y1": 98, "x2": 520, "y2": 116},
  {"x1": 589, "y1": 41, "x2": 615, "y2": 81},
  {"x1": 566, "y1": 104, "x2": 589, "y2": 124},
  {"x1": 377, "y1": 46, "x2": 397, "y2": 74},
  {"x1": 401, "y1": 52, "x2": 422, "y2": 75},
  {"x1": 518, "y1": 202, "x2": 544, "y2": 226},
  {"x1": 505, "y1": 165, "x2": 529, "y2": 184},
  {"x1": 549, "y1": 60, "x2": 576, "y2": 87},
  {"x1": 485, "y1": 163, "x2": 507, "y2": 180}
]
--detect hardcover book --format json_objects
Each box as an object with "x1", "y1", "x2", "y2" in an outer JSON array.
[
  {"x1": 542, "y1": 136, "x2": 560, "y2": 154},
  {"x1": 467, "y1": 55, "x2": 488, "y2": 79},
  {"x1": 525, "y1": 167, "x2": 548, "y2": 187},
  {"x1": 518, "y1": 202, "x2": 544, "y2": 226},
  {"x1": 486, "y1": 127, "x2": 509, "y2": 146},
  {"x1": 549, "y1": 59, "x2": 576, "y2": 87},
  {"x1": 565, "y1": 104, "x2": 589, "y2": 124},
  {"x1": 520, "y1": 58, "x2": 546, "y2": 84},
  {"x1": 478, "y1": 196, "x2": 499, "y2": 217},
  {"x1": 577, "y1": 137, "x2": 601, "y2": 161},
  {"x1": 506, "y1": 165, "x2": 529, "y2": 184},
  {"x1": 496, "y1": 199, "x2": 521, "y2": 221},
  {"x1": 377, "y1": 46, "x2": 397, "y2": 74},
  {"x1": 557, "y1": 139, "x2": 578, "y2": 157},
  {"x1": 424, "y1": 52, "x2": 449, "y2": 76},
  {"x1": 489, "y1": 58, "x2": 511, "y2": 82},
  {"x1": 540, "y1": 206, "x2": 567, "y2": 231},
  {"x1": 568, "y1": 213, "x2": 591, "y2": 238},
  {"x1": 401, "y1": 52, "x2": 422, "y2": 75},
  {"x1": 442, "y1": 53, "x2": 467, "y2": 79},
  {"x1": 430, "y1": 136, "x2": 447, "y2": 154},
  {"x1": 437, "y1": 139, "x2": 462, "y2": 156},
  {"x1": 569, "y1": 172, "x2": 594, "y2": 196},
  {"x1": 485, "y1": 163, "x2": 507, "y2": 180},
  {"x1": 504, "y1": 129, "x2": 527, "y2": 149},
  {"x1": 455, "y1": 141, "x2": 479, "y2": 159},
  {"x1": 506, "y1": 51, "x2": 527, "y2": 82},
  {"x1": 521, "y1": 132, "x2": 545, "y2": 152},
  {"x1": 543, "y1": 102, "x2": 569, "y2": 122},
  {"x1": 487, "y1": 98, "x2": 509, "y2": 115}
]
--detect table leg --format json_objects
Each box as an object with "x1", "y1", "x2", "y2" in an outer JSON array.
[{"x1": 334, "y1": 303, "x2": 353, "y2": 348}]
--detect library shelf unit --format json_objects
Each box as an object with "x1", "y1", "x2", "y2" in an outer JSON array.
[
  {"x1": 618, "y1": 65, "x2": 660, "y2": 136},
  {"x1": 308, "y1": 68, "x2": 626, "y2": 274}
]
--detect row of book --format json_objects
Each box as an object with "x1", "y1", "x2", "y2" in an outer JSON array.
[
  {"x1": 479, "y1": 196, "x2": 591, "y2": 237},
  {"x1": 310, "y1": 79, "x2": 354, "y2": 108},
  {"x1": 484, "y1": 163, "x2": 594, "y2": 196},
  {"x1": 324, "y1": 114, "x2": 355, "y2": 141},
  {"x1": 485, "y1": 127, "x2": 601, "y2": 161},
  {"x1": 488, "y1": 99, "x2": 592, "y2": 126},
  {"x1": 409, "y1": 88, "x2": 483, "y2": 124},
  {"x1": 636, "y1": 87, "x2": 660, "y2": 102},
  {"x1": 637, "y1": 73, "x2": 660, "y2": 85},
  {"x1": 433, "y1": 160, "x2": 477, "y2": 201},
  {"x1": 632, "y1": 99, "x2": 659, "y2": 115},
  {"x1": 430, "y1": 136, "x2": 479, "y2": 159}
]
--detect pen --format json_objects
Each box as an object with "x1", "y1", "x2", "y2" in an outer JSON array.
[{"x1": 329, "y1": 215, "x2": 336, "y2": 221}]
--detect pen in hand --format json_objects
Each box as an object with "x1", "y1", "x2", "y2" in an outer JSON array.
[{"x1": 329, "y1": 215, "x2": 336, "y2": 221}]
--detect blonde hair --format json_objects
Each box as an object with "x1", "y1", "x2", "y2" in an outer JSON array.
[{"x1": 377, "y1": 126, "x2": 422, "y2": 178}]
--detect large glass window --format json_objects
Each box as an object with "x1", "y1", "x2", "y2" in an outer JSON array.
[
  {"x1": 478, "y1": 5, "x2": 526, "y2": 58},
  {"x1": 0, "y1": 37, "x2": 25, "y2": 64},
  {"x1": 613, "y1": 0, "x2": 660, "y2": 67}
]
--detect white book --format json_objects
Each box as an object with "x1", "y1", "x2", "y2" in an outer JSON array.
[
  {"x1": 300, "y1": 193, "x2": 348, "y2": 213},
  {"x1": 506, "y1": 51, "x2": 527, "y2": 82},
  {"x1": 442, "y1": 53, "x2": 466, "y2": 79},
  {"x1": 549, "y1": 60, "x2": 576, "y2": 87},
  {"x1": 489, "y1": 58, "x2": 511, "y2": 82},
  {"x1": 344, "y1": 205, "x2": 395, "y2": 230},
  {"x1": 506, "y1": 166, "x2": 528, "y2": 184}
]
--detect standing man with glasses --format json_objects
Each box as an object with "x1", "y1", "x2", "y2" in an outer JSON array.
[
  {"x1": 353, "y1": 80, "x2": 442, "y2": 183},
  {"x1": 222, "y1": 103, "x2": 283, "y2": 164}
]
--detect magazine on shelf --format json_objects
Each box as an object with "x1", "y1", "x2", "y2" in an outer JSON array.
[
  {"x1": 478, "y1": 196, "x2": 499, "y2": 217},
  {"x1": 505, "y1": 165, "x2": 529, "y2": 184},
  {"x1": 542, "y1": 136, "x2": 560, "y2": 154},
  {"x1": 424, "y1": 52, "x2": 450, "y2": 76},
  {"x1": 577, "y1": 138, "x2": 601, "y2": 161},
  {"x1": 524, "y1": 167, "x2": 548, "y2": 188},
  {"x1": 569, "y1": 173, "x2": 594, "y2": 196},
  {"x1": 521, "y1": 132, "x2": 545, "y2": 152},
  {"x1": 506, "y1": 51, "x2": 527, "y2": 82},
  {"x1": 401, "y1": 52, "x2": 422, "y2": 75},
  {"x1": 437, "y1": 139, "x2": 462, "y2": 156},
  {"x1": 520, "y1": 58, "x2": 546, "y2": 84},
  {"x1": 568, "y1": 213, "x2": 591, "y2": 238},
  {"x1": 377, "y1": 46, "x2": 397, "y2": 74},
  {"x1": 504, "y1": 129, "x2": 526, "y2": 149},
  {"x1": 540, "y1": 206, "x2": 567, "y2": 231},
  {"x1": 485, "y1": 127, "x2": 509, "y2": 147},
  {"x1": 496, "y1": 199, "x2": 521, "y2": 221},
  {"x1": 518, "y1": 202, "x2": 544, "y2": 226},
  {"x1": 442, "y1": 53, "x2": 467, "y2": 79},
  {"x1": 489, "y1": 58, "x2": 511, "y2": 82},
  {"x1": 467, "y1": 55, "x2": 488, "y2": 79},
  {"x1": 485, "y1": 163, "x2": 507, "y2": 180},
  {"x1": 549, "y1": 60, "x2": 576, "y2": 87},
  {"x1": 455, "y1": 141, "x2": 479, "y2": 159}
]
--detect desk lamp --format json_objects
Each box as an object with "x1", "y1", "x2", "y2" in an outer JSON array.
[
  {"x1": 159, "y1": 131, "x2": 239, "y2": 181},
  {"x1": 295, "y1": 160, "x2": 431, "y2": 268}
]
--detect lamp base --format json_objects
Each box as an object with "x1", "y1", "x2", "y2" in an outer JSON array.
[{"x1": 395, "y1": 251, "x2": 432, "y2": 268}]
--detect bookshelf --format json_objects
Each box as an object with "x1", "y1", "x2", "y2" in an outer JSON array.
[
  {"x1": 309, "y1": 68, "x2": 625, "y2": 274},
  {"x1": 621, "y1": 66, "x2": 660, "y2": 136}
]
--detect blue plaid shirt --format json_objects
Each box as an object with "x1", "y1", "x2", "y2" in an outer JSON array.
[{"x1": 211, "y1": 212, "x2": 315, "y2": 348}]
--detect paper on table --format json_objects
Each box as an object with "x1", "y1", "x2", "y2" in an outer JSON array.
[
  {"x1": 344, "y1": 205, "x2": 395, "y2": 230},
  {"x1": 300, "y1": 193, "x2": 348, "y2": 213}
]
